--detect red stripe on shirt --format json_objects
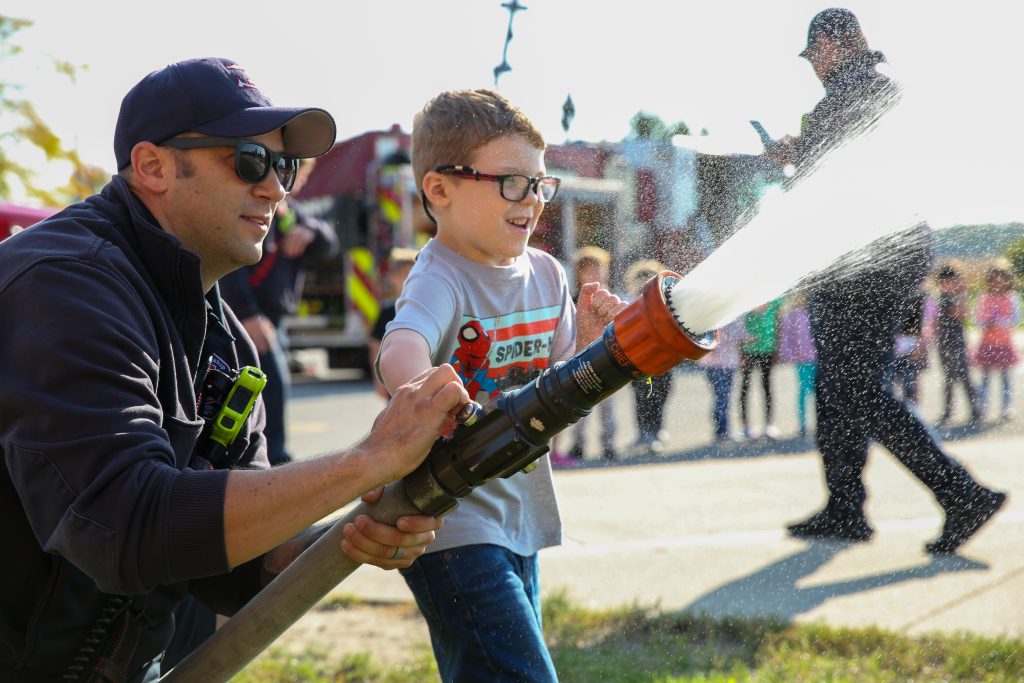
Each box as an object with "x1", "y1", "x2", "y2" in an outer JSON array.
[{"x1": 489, "y1": 318, "x2": 559, "y2": 341}]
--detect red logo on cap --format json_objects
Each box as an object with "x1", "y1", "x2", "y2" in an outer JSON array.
[{"x1": 227, "y1": 64, "x2": 259, "y2": 91}]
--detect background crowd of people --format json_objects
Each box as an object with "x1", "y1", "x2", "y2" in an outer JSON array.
[
  {"x1": 532, "y1": 255, "x2": 1022, "y2": 465},
  {"x1": 360, "y1": 244, "x2": 1023, "y2": 465}
]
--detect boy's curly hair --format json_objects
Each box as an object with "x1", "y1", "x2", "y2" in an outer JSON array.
[{"x1": 411, "y1": 89, "x2": 545, "y2": 190}]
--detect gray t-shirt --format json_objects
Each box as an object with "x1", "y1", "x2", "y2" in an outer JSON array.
[{"x1": 384, "y1": 239, "x2": 575, "y2": 555}]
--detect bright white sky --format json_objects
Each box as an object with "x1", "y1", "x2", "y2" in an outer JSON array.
[{"x1": 5, "y1": 1, "x2": 1024, "y2": 227}]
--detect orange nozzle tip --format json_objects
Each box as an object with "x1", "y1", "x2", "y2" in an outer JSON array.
[{"x1": 610, "y1": 271, "x2": 717, "y2": 377}]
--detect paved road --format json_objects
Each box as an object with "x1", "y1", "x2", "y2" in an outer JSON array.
[{"x1": 286, "y1": 361, "x2": 1023, "y2": 639}]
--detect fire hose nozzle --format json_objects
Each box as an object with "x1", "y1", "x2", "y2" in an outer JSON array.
[
  {"x1": 455, "y1": 401, "x2": 484, "y2": 426},
  {"x1": 402, "y1": 270, "x2": 717, "y2": 517},
  {"x1": 611, "y1": 271, "x2": 717, "y2": 377}
]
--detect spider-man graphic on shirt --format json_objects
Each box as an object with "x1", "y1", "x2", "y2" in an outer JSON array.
[
  {"x1": 448, "y1": 305, "x2": 562, "y2": 403},
  {"x1": 451, "y1": 320, "x2": 497, "y2": 398}
]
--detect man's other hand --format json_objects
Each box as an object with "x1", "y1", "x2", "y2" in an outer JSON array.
[{"x1": 339, "y1": 487, "x2": 444, "y2": 568}]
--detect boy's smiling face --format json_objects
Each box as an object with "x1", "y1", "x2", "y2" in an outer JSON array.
[{"x1": 429, "y1": 134, "x2": 547, "y2": 267}]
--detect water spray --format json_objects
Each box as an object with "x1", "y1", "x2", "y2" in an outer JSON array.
[{"x1": 160, "y1": 271, "x2": 716, "y2": 682}]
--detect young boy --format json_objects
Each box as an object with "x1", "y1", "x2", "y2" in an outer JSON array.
[{"x1": 378, "y1": 89, "x2": 622, "y2": 682}]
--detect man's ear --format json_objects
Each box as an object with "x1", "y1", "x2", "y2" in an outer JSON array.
[
  {"x1": 130, "y1": 142, "x2": 172, "y2": 193},
  {"x1": 422, "y1": 171, "x2": 451, "y2": 210}
]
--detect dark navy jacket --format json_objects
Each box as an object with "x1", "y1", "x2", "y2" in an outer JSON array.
[
  {"x1": 0, "y1": 176, "x2": 268, "y2": 681},
  {"x1": 791, "y1": 49, "x2": 898, "y2": 179},
  {"x1": 792, "y1": 49, "x2": 935, "y2": 364}
]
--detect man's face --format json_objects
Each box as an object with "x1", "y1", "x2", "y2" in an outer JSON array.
[
  {"x1": 804, "y1": 37, "x2": 843, "y2": 82},
  {"x1": 161, "y1": 129, "x2": 288, "y2": 286},
  {"x1": 437, "y1": 134, "x2": 547, "y2": 267}
]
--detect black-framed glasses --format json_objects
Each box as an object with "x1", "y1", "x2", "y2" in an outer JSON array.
[
  {"x1": 160, "y1": 136, "x2": 299, "y2": 192},
  {"x1": 434, "y1": 164, "x2": 561, "y2": 203}
]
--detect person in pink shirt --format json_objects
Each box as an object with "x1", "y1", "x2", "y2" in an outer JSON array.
[
  {"x1": 974, "y1": 263, "x2": 1020, "y2": 422},
  {"x1": 776, "y1": 293, "x2": 818, "y2": 438}
]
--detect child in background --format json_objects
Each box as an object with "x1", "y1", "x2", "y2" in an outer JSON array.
[
  {"x1": 776, "y1": 292, "x2": 817, "y2": 438},
  {"x1": 974, "y1": 263, "x2": 1020, "y2": 422},
  {"x1": 563, "y1": 246, "x2": 618, "y2": 461},
  {"x1": 377, "y1": 88, "x2": 623, "y2": 682},
  {"x1": 888, "y1": 288, "x2": 935, "y2": 406},
  {"x1": 699, "y1": 317, "x2": 743, "y2": 442},
  {"x1": 367, "y1": 247, "x2": 418, "y2": 399},
  {"x1": 740, "y1": 298, "x2": 782, "y2": 440},
  {"x1": 935, "y1": 263, "x2": 980, "y2": 426},
  {"x1": 625, "y1": 259, "x2": 675, "y2": 454}
]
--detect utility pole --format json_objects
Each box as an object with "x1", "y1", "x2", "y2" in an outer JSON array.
[{"x1": 493, "y1": 0, "x2": 527, "y2": 87}]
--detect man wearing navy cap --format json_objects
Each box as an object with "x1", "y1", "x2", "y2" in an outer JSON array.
[
  {"x1": 0, "y1": 57, "x2": 468, "y2": 682},
  {"x1": 766, "y1": 11, "x2": 1007, "y2": 554}
]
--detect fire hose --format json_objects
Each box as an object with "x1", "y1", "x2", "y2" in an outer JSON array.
[{"x1": 160, "y1": 271, "x2": 716, "y2": 682}]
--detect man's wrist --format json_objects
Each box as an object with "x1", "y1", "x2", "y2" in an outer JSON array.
[{"x1": 343, "y1": 442, "x2": 390, "y2": 490}]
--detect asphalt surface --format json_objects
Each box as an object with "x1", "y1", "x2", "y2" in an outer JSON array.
[{"x1": 288, "y1": 360, "x2": 1023, "y2": 640}]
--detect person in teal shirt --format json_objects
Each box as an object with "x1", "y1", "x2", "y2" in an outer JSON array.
[{"x1": 740, "y1": 297, "x2": 782, "y2": 440}]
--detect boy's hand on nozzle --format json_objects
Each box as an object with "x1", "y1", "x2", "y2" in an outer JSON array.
[
  {"x1": 363, "y1": 363, "x2": 471, "y2": 483},
  {"x1": 575, "y1": 282, "x2": 627, "y2": 351}
]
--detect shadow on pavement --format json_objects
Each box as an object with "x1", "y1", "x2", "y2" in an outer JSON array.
[
  {"x1": 561, "y1": 420, "x2": 1001, "y2": 471},
  {"x1": 678, "y1": 541, "x2": 988, "y2": 621}
]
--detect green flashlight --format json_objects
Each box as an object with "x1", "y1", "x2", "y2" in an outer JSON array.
[{"x1": 209, "y1": 365, "x2": 268, "y2": 449}]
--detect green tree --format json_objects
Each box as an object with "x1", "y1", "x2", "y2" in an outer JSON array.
[
  {"x1": 1003, "y1": 236, "x2": 1024, "y2": 285},
  {"x1": 0, "y1": 15, "x2": 99, "y2": 205},
  {"x1": 629, "y1": 111, "x2": 693, "y2": 141}
]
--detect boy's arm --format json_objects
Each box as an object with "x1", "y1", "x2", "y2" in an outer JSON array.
[{"x1": 379, "y1": 328, "x2": 434, "y2": 396}]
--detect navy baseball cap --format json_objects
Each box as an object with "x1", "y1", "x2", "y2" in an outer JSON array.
[
  {"x1": 800, "y1": 8, "x2": 868, "y2": 57},
  {"x1": 114, "y1": 57, "x2": 336, "y2": 170}
]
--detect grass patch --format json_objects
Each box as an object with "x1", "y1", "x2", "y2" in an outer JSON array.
[
  {"x1": 315, "y1": 593, "x2": 365, "y2": 612},
  {"x1": 232, "y1": 592, "x2": 1024, "y2": 682},
  {"x1": 234, "y1": 645, "x2": 439, "y2": 683}
]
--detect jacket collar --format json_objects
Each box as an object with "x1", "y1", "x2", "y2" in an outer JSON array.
[
  {"x1": 824, "y1": 49, "x2": 886, "y2": 91},
  {"x1": 94, "y1": 176, "x2": 205, "y2": 315},
  {"x1": 93, "y1": 176, "x2": 211, "y2": 374}
]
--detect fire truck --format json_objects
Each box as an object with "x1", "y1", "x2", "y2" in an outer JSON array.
[
  {"x1": 287, "y1": 125, "x2": 426, "y2": 371},
  {"x1": 0, "y1": 202, "x2": 59, "y2": 240}
]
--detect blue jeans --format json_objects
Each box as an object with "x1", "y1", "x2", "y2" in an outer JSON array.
[
  {"x1": 704, "y1": 367, "x2": 733, "y2": 438},
  {"x1": 400, "y1": 544, "x2": 557, "y2": 683},
  {"x1": 979, "y1": 369, "x2": 1012, "y2": 415}
]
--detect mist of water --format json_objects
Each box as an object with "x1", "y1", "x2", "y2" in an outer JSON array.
[{"x1": 667, "y1": 83, "x2": 944, "y2": 335}]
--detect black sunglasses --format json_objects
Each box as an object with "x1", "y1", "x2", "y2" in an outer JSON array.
[
  {"x1": 434, "y1": 164, "x2": 561, "y2": 203},
  {"x1": 160, "y1": 136, "x2": 299, "y2": 192}
]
